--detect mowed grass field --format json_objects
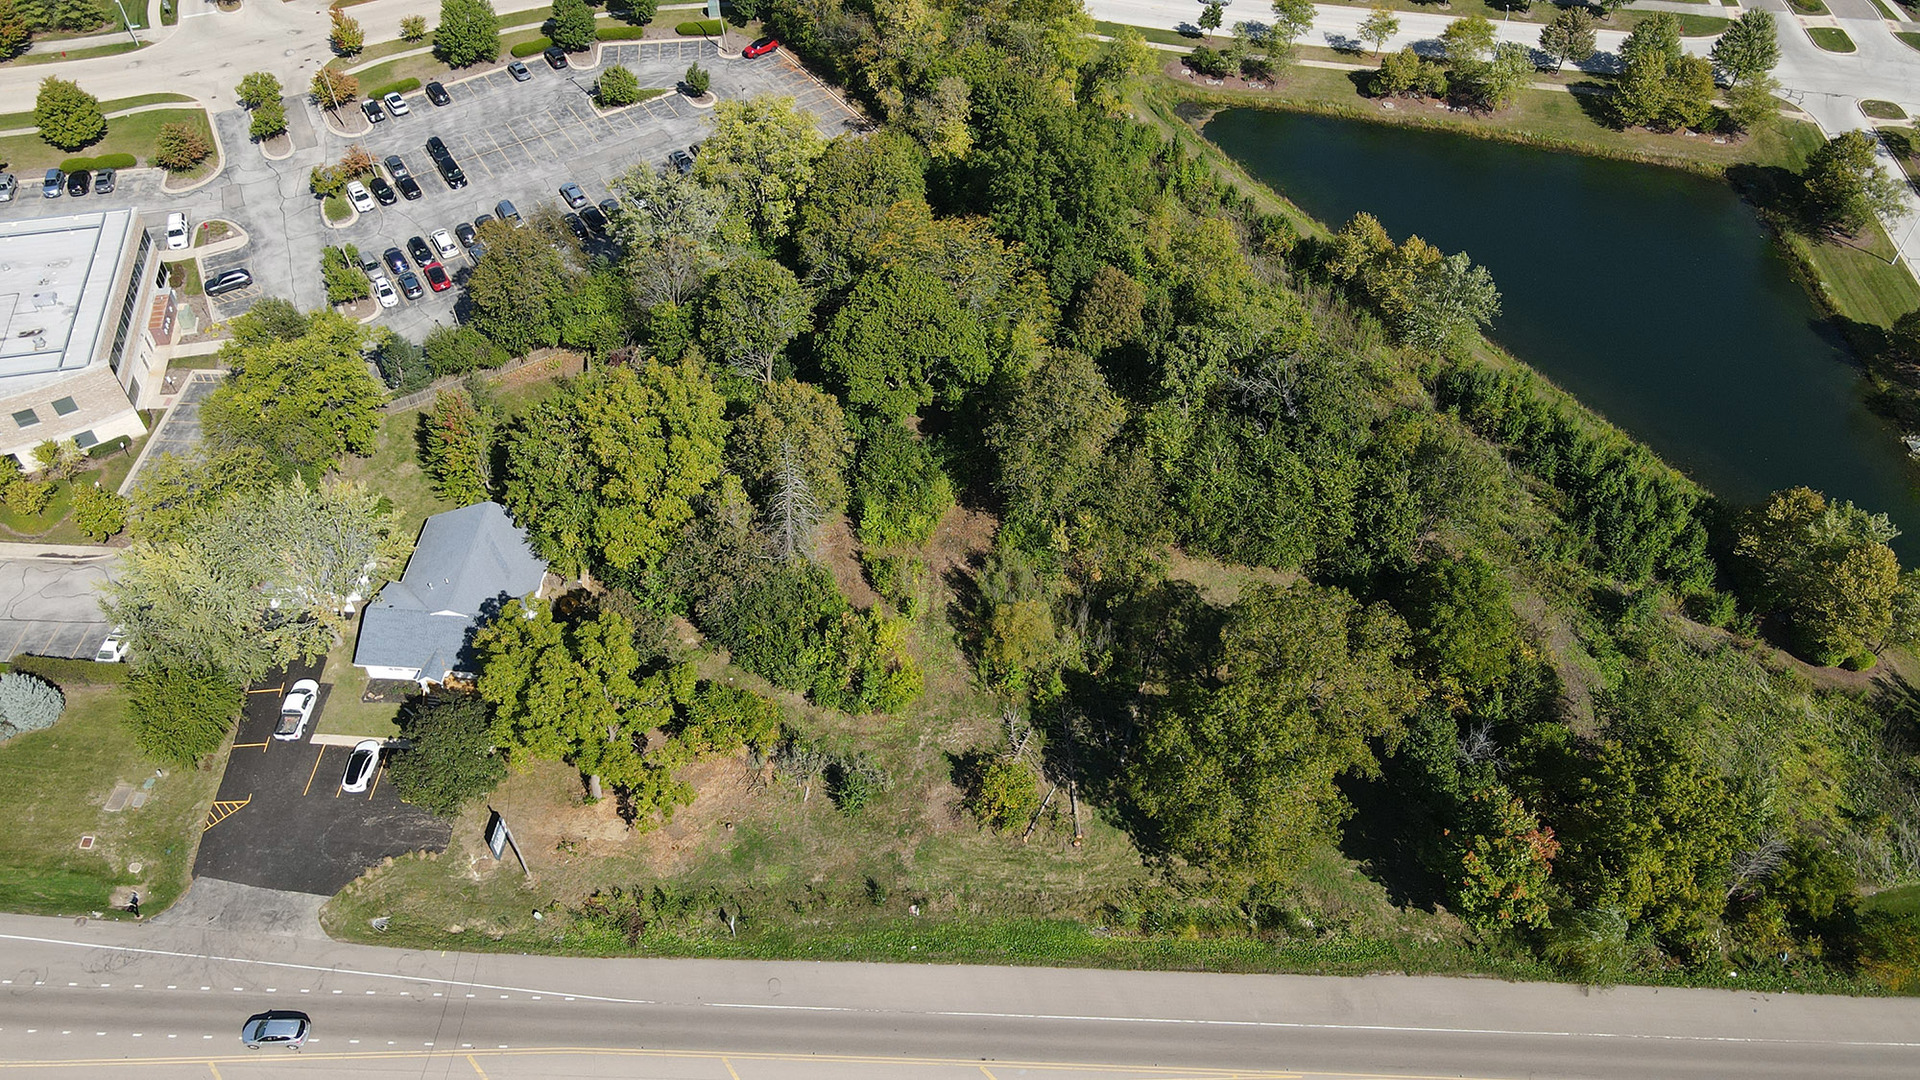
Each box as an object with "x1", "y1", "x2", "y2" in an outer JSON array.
[
  {"x1": 0, "y1": 107, "x2": 216, "y2": 177},
  {"x1": 0, "y1": 684, "x2": 223, "y2": 917}
]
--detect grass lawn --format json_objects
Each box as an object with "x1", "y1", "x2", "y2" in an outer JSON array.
[
  {"x1": 1898, "y1": 32, "x2": 1920, "y2": 54},
  {"x1": 1808, "y1": 27, "x2": 1856, "y2": 52},
  {"x1": 0, "y1": 684, "x2": 224, "y2": 917},
  {"x1": 313, "y1": 633, "x2": 405, "y2": 739},
  {"x1": 1861, "y1": 100, "x2": 1906, "y2": 121},
  {"x1": 1304, "y1": 0, "x2": 1719, "y2": 34},
  {"x1": 6, "y1": 39, "x2": 148, "y2": 67},
  {"x1": 0, "y1": 440, "x2": 147, "y2": 543},
  {"x1": 0, "y1": 107, "x2": 212, "y2": 177},
  {"x1": 0, "y1": 92, "x2": 193, "y2": 132}
]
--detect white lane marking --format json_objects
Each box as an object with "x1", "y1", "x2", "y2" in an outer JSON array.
[{"x1": 8, "y1": 930, "x2": 1920, "y2": 1052}]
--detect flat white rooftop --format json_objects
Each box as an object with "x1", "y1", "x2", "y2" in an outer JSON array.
[{"x1": 0, "y1": 209, "x2": 135, "y2": 393}]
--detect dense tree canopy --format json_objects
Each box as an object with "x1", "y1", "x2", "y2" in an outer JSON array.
[{"x1": 200, "y1": 306, "x2": 385, "y2": 478}]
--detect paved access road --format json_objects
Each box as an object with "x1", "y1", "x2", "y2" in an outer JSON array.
[{"x1": 0, "y1": 914, "x2": 1916, "y2": 1079}]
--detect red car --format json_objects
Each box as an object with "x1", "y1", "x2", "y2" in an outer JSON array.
[
  {"x1": 423, "y1": 261, "x2": 451, "y2": 292},
  {"x1": 743, "y1": 37, "x2": 780, "y2": 59}
]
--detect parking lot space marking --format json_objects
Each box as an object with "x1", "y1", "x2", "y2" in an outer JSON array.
[
  {"x1": 303, "y1": 747, "x2": 327, "y2": 797},
  {"x1": 247, "y1": 684, "x2": 286, "y2": 695},
  {"x1": 229, "y1": 742, "x2": 269, "y2": 752},
  {"x1": 367, "y1": 763, "x2": 384, "y2": 800},
  {"x1": 204, "y1": 797, "x2": 250, "y2": 832}
]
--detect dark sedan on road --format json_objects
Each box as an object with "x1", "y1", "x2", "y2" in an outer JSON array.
[
  {"x1": 397, "y1": 175, "x2": 422, "y2": 200},
  {"x1": 544, "y1": 44, "x2": 569, "y2": 69},
  {"x1": 455, "y1": 221, "x2": 478, "y2": 250}
]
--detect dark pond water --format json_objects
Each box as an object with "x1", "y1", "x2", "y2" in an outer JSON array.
[{"x1": 1205, "y1": 108, "x2": 1920, "y2": 558}]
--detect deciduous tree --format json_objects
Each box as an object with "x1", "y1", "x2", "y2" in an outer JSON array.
[
  {"x1": 387, "y1": 691, "x2": 507, "y2": 815},
  {"x1": 1733, "y1": 486, "x2": 1909, "y2": 666},
  {"x1": 1267, "y1": 0, "x2": 1315, "y2": 61},
  {"x1": 33, "y1": 76, "x2": 103, "y2": 151},
  {"x1": 1359, "y1": 5, "x2": 1399, "y2": 56},
  {"x1": 696, "y1": 257, "x2": 810, "y2": 384},
  {"x1": 550, "y1": 0, "x2": 594, "y2": 50},
  {"x1": 125, "y1": 666, "x2": 241, "y2": 765},
  {"x1": 596, "y1": 64, "x2": 641, "y2": 107},
  {"x1": 1710, "y1": 9, "x2": 1779, "y2": 85},
  {"x1": 821, "y1": 265, "x2": 991, "y2": 418},
  {"x1": 420, "y1": 387, "x2": 495, "y2": 506},
  {"x1": 434, "y1": 0, "x2": 500, "y2": 67},
  {"x1": 201, "y1": 308, "x2": 385, "y2": 476},
  {"x1": 1539, "y1": 8, "x2": 1597, "y2": 74},
  {"x1": 308, "y1": 67, "x2": 360, "y2": 108},
  {"x1": 328, "y1": 9, "x2": 364, "y2": 55},
  {"x1": 69, "y1": 483, "x2": 127, "y2": 541},
  {"x1": 729, "y1": 377, "x2": 853, "y2": 514},
  {"x1": 1802, "y1": 130, "x2": 1911, "y2": 236},
  {"x1": 0, "y1": 0, "x2": 32, "y2": 61},
  {"x1": 235, "y1": 71, "x2": 282, "y2": 109},
  {"x1": 694, "y1": 96, "x2": 826, "y2": 239},
  {"x1": 400, "y1": 13, "x2": 427, "y2": 40}
]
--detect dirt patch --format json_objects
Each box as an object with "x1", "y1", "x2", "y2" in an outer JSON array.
[
  {"x1": 1163, "y1": 548, "x2": 1297, "y2": 606},
  {"x1": 924, "y1": 506, "x2": 998, "y2": 587},
  {"x1": 1512, "y1": 588, "x2": 1599, "y2": 733},
  {"x1": 816, "y1": 514, "x2": 879, "y2": 609}
]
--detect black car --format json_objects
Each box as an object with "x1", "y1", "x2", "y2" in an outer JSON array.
[
  {"x1": 383, "y1": 246, "x2": 409, "y2": 277},
  {"x1": 66, "y1": 169, "x2": 89, "y2": 197},
  {"x1": 473, "y1": 213, "x2": 494, "y2": 230},
  {"x1": 426, "y1": 138, "x2": 465, "y2": 188},
  {"x1": 204, "y1": 268, "x2": 253, "y2": 296},
  {"x1": 667, "y1": 149, "x2": 694, "y2": 175},
  {"x1": 397, "y1": 270, "x2": 424, "y2": 300},
  {"x1": 495, "y1": 199, "x2": 520, "y2": 226},
  {"x1": 362, "y1": 98, "x2": 385, "y2": 123},
  {"x1": 563, "y1": 212, "x2": 589, "y2": 240},
  {"x1": 92, "y1": 168, "x2": 115, "y2": 194},
  {"x1": 580, "y1": 205, "x2": 607, "y2": 235},
  {"x1": 425, "y1": 81, "x2": 451, "y2": 106},
  {"x1": 598, "y1": 196, "x2": 620, "y2": 219},
  {"x1": 397, "y1": 175, "x2": 422, "y2": 200},
  {"x1": 369, "y1": 176, "x2": 397, "y2": 205},
  {"x1": 407, "y1": 235, "x2": 433, "y2": 267},
  {"x1": 544, "y1": 45, "x2": 569, "y2": 69},
  {"x1": 426, "y1": 136, "x2": 449, "y2": 160},
  {"x1": 454, "y1": 221, "x2": 478, "y2": 249}
]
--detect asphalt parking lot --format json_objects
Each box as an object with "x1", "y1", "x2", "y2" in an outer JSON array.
[
  {"x1": 194, "y1": 657, "x2": 449, "y2": 896},
  {"x1": 0, "y1": 554, "x2": 118, "y2": 661},
  {"x1": 328, "y1": 40, "x2": 859, "y2": 341}
]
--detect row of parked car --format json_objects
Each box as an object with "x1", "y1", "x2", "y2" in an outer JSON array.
[{"x1": 22, "y1": 166, "x2": 117, "y2": 199}]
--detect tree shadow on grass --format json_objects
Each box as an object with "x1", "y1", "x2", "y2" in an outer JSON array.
[{"x1": 1336, "y1": 769, "x2": 1450, "y2": 914}]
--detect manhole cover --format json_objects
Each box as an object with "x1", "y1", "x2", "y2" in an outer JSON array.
[
  {"x1": 78, "y1": 835, "x2": 95, "y2": 849},
  {"x1": 128, "y1": 861, "x2": 143, "y2": 874}
]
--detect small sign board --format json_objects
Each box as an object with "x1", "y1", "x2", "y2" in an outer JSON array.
[{"x1": 484, "y1": 811, "x2": 508, "y2": 860}]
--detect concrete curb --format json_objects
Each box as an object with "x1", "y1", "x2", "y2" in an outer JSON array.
[
  {"x1": 0, "y1": 542, "x2": 118, "y2": 561},
  {"x1": 188, "y1": 220, "x2": 252, "y2": 259},
  {"x1": 159, "y1": 114, "x2": 228, "y2": 195}
]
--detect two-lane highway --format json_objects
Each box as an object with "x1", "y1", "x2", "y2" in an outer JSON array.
[{"x1": 1, "y1": 913, "x2": 1917, "y2": 1078}]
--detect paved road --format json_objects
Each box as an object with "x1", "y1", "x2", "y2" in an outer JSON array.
[{"x1": 0, "y1": 913, "x2": 1917, "y2": 1078}]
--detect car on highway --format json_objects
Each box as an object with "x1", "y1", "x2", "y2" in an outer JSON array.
[
  {"x1": 66, "y1": 169, "x2": 89, "y2": 197},
  {"x1": 165, "y1": 211, "x2": 190, "y2": 249},
  {"x1": 454, "y1": 221, "x2": 478, "y2": 250},
  {"x1": 346, "y1": 179, "x2": 375, "y2": 213},
  {"x1": 559, "y1": 181, "x2": 588, "y2": 209},
  {"x1": 397, "y1": 270, "x2": 424, "y2": 300},
  {"x1": 340, "y1": 739, "x2": 382, "y2": 793},
  {"x1": 94, "y1": 627, "x2": 129, "y2": 663},
  {"x1": 425, "y1": 81, "x2": 451, "y2": 106},
  {"x1": 507, "y1": 59, "x2": 531, "y2": 81},
  {"x1": 362, "y1": 98, "x2": 385, "y2": 124},
  {"x1": 423, "y1": 260, "x2": 451, "y2": 292},
  {"x1": 370, "y1": 272, "x2": 398, "y2": 308},
  {"x1": 205, "y1": 268, "x2": 254, "y2": 296},
  {"x1": 544, "y1": 44, "x2": 569, "y2": 69},
  {"x1": 92, "y1": 168, "x2": 115, "y2": 194},
  {"x1": 0, "y1": 173, "x2": 16, "y2": 202},
  {"x1": 274, "y1": 679, "x2": 320, "y2": 741},
  {"x1": 383, "y1": 91, "x2": 411, "y2": 116},
  {"x1": 668, "y1": 148, "x2": 694, "y2": 175},
  {"x1": 384, "y1": 246, "x2": 409, "y2": 276},
  {"x1": 370, "y1": 175, "x2": 397, "y2": 205},
  {"x1": 241, "y1": 1010, "x2": 310, "y2": 1050},
  {"x1": 431, "y1": 229, "x2": 460, "y2": 260},
  {"x1": 407, "y1": 235, "x2": 434, "y2": 267},
  {"x1": 743, "y1": 36, "x2": 780, "y2": 58},
  {"x1": 42, "y1": 168, "x2": 62, "y2": 198},
  {"x1": 495, "y1": 199, "x2": 521, "y2": 226},
  {"x1": 397, "y1": 174, "x2": 422, "y2": 200}
]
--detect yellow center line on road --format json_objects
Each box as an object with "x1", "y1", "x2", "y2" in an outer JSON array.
[
  {"x1": 303, "y1": 746, "x2": 327, "y2": 796},
  {"x1": 721, "y1": 1058, "x2": 743, "y2": 1080},
  {"x1": 206, "y1": 1064, "x2": 221, "y2": 1080}
]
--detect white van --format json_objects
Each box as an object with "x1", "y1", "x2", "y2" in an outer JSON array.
[{"x1": 165, "y1": 212, "x2": 189, "y2": 250}]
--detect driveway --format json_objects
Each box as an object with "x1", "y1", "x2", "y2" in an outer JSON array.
[
  {"x1": 0, "y1": 553, "x2": 117, "y2": 661},
  {"x1": 194, "y1": 656, "x2": 448, "y2": 896}
]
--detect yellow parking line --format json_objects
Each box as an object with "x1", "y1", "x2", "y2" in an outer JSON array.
[
  {"x1": 302, "y1": 746, "x2": 327, "y2": 796},
  {"x1": 246, "y1": 684, "x2": 285, "y2": 694},
  {"x1": 366, "y1": 762, "x2": 384, "y2": 800},
  {"x1": 230, "y1": 741, "x2": 269, "y2": 751}
]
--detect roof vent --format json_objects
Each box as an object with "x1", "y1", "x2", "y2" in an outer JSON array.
[
  {"x1": 32, "y1": 336, "x2": 48, "y2": 350},
  {"x1": 30, "y1": 292, "x2": 58, "y2": 309}
]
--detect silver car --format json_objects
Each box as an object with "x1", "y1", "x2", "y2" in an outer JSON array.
[{"x1": 241, "y1": 1010, "x2": 310, "y2": 1050}]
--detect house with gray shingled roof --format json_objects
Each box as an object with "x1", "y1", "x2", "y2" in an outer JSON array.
[{"x1": 352, "y1": 501, "x2": 547, "y2": 686}]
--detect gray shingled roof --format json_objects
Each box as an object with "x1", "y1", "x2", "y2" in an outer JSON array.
[{"x1": 352, "y1": 502, "x2": 546, "y2": 678}]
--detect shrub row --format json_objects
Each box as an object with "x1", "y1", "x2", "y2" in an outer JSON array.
[
  {"x1": 8, "y1": 654, "x2": 130, "y2": 687},
  {"x1": 366, "y1": 76, "x2": 422, "y2": 99},
  {"x1": 58, "y1": 153, "x2": 138, "y2": 172},
  {"x1": 596, "y1": 25, "x2": 648, "y2": 40},
  {"x1": 508, "y1": 37, "x2": 553, "y2": 58},
  {"x1": 675, "y1": 19, "x2": 721, "y2": 35}
]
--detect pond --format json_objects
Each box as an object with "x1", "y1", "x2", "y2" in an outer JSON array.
[{"x1": 1204, "y1": 108, "x2": 1920, "y2": 558}]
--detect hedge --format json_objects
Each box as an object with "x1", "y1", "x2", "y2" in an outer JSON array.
[
  {"x1": 509, "y1": 36, "x2": 554, "y2": 57},
  {"x1": 596, "y1": 25, "x2": 648, "y2": 40},
  {"x1": 675, "y1": 18, "x2": 722, "y2": 34},
  {"x1": 367, "y1": 77, "x2": 422, "y2": 99},
  {"x1": 58, "y1": 153, "x2": 138, "y2": 172},
  {"x1": 8, "y1": 654, "x2": 131, "y2": 688}
]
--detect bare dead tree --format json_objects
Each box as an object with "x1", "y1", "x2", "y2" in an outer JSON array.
[
  {"x1": 1457, "y1": 722, "x2": 1507, "y2": 774},
  {"x1": 627, "y1": 234, "x2": 716, "y2": 309},
  {"x1": 765, "y1": 440, "x2": 823, "y2": 563},
  {"x1": 1727, "y1": 834, "x2": 1791, "y2": 899}
]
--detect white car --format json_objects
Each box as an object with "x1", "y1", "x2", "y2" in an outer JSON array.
[
  {"x1": 430, "y1": 229, "x2": 459, "y2": 261},
  {"x1": 274, "y1": 678, "x2": 320, "y2": 741},
  {"x1": 164, "y1": 211, "x2": 189, "y2": 250},
  {"x1": 383, "y1": 91, "x2": 410, "y2": 116},
  {"x1": 94, "y1": 627, "x2": 129, "y2": 663},
  {"x1": 370, "y1": 272, "x2": 398, "y2": 308},
  {"x1": 340, "y1": 739, "x2": 382, "y2": 793},
  {"x1": 345, "y1": 180, "x2": 374, "y2": 213}
]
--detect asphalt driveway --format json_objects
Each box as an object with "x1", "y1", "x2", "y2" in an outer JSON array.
[
  {"x1": 0, "y1": 553, "x2": 118, "y2": 661},
  {"x1": 194, "y1": 656, "x2": 448, "y2": 896}
]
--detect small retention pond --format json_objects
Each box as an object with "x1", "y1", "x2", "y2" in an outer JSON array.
[{"x1": 1205, "y1": 108, "x2": 1920, "y2": 556}]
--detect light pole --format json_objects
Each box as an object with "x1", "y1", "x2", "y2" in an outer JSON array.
[{"x1": 111, "y1": 0, "x2": 139, "y2": 44}]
